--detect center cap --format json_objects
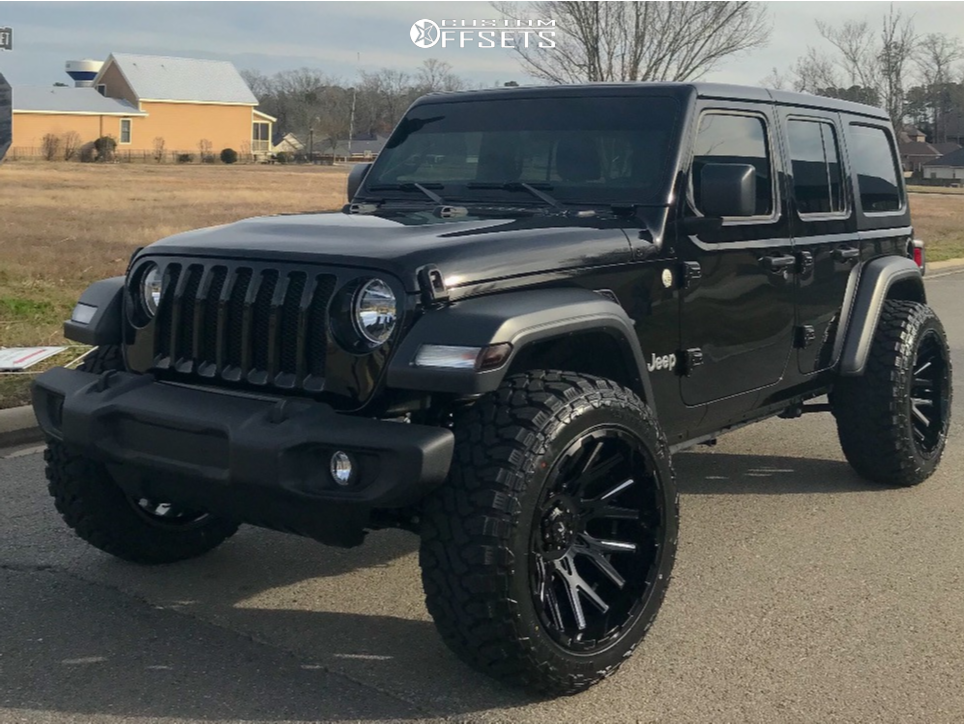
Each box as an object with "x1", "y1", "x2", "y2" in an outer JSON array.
[{"x1": 540, "y1": 496, "x2": 580, "y2": 557}]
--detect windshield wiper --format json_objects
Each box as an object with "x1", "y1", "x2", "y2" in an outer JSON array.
[
  {"x1": 466, "y1": 181, "x2": 564, "y2": 209},
  {"x1": 368, "y1": 182, "x2": 446, "y2": 204}
]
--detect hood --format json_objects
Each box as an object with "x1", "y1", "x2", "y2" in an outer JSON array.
[{"x1": 142, "y1": 209, "x2": 664, "y2": 293}]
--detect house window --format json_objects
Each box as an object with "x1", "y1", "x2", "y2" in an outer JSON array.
[
  {"x1": 252, "y1": 121, "x2": 271, "y2": 153},
  {"x1": 787, "y1": 119, "x2": 846, "y2": 215},
  {"x1": 119, "y1": 118, "x2": 132, "y2": 144},
  {"x1": 97, "y1": 84, "x2": 107, "y2": 96}
]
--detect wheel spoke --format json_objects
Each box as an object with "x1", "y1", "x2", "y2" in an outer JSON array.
[
  {"x1": 552, "y1": 553, "x2": 609, "y2": 631},
  {"x1": 593, "y1": 504, "x2": 639, "y2": 521},
  {"x1": 911, "y1": 404, "x2": 930, "y2": 427},
  {"x1": 583, "y1": 532, "x2": 637, "y2": 553},
  {"x1": 575, "y1": 538, "x2": 626, "y2": 589},
  {"x1": 573, "y1": 454, "x2": 624, "y2": 495},
  {"x1": 911, "y1": 397, "x2": 933, "y2": 407},
  {"x1": 579, "y1": 438, "x2": 604, "y2": 476},
  {"x1": 914, "y1": 360, "x2": 932, "y2": 377}
]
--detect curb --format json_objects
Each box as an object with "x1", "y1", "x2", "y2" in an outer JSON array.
[
  {"x1": 0, "y1": 405, "x2": 42, "y2": 449},
  {"x1": 927, "y1": 258, "x2": 963, "y2": 274}
]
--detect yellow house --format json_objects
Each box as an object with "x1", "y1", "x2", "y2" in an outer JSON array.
[{"x1": 12, "y1": 53, "x2": 274, "y2": 159}]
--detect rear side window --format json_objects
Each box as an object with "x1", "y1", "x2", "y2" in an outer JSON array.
[
  {"x1": 787, "y1": 119, "x2": 846, "y2": 215},
  {"x1": 692, "y1": 113, "x2": 772, "y2": 216},
  {"x1": 847, "y1": 124, "x2": 902, "y2": 212}
]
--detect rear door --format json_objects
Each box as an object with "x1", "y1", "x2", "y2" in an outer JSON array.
[
  {"x1": 778, "y1": 109, "x2": 857, "y2": 373},
  {"x1": 677, "y1": 103, "x2": 796, "y2": 406}
]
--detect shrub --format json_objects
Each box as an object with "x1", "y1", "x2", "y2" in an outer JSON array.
[
  {"x1": 93, "y1": 135, "x2": 117, "y2": 162},
  {"x1": 152, "y1": 137, "x2": 166, "y2": 163},
  {"x1": 220, "y1": 148, "x2": 238, "y2": 164},
  {"x1": 62, "y1": 131, "x2": 81, "y2": 161},
  {"x1": 176, "y1": 153, "x2": 195, "y2": 164},
  {"x1": 41, "y1": 133, "x2": 62, "y2": 161},
  {"x1": 201, "y1": 153, "x2": 217, "y2": 164},
  {"x1": 275, "y1": 151, "x2": 290, "y2": 164},
  {"x1": 79, "y1": 143, "x2": 96, "y2": 163}
]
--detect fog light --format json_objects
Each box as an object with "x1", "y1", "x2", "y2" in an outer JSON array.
[{"x1": 330, "y1": 451, "x2": 354, "y2": 486}]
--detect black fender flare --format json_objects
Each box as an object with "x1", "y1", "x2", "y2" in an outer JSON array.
[
  {"x1": 63, "y1": 276, "x2": 125, "y2": 346},
  {"x1": 387, "y1": 288, "x2": 655, "y2": 409},
  {"x1": 836, "y1": 256, "x2": 925, "y2": 376}
]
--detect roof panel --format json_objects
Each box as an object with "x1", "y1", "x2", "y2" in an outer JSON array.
[
  {"x1": 107, "y1": 53, "x2": 257, "y2": 104},
  {"x1": 13, "y1": 86, "x2": 144, "y2": 114}
]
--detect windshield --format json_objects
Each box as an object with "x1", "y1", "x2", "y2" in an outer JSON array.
[{"x1": 362, "y1": 95, "x2": 681, "y2": 206}]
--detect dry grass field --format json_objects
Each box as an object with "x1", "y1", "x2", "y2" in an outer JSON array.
[{"x1": 1, "y1": 161, "x2": 962, "y2": 407}]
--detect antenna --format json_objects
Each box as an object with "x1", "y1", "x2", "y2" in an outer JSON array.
[{"x1": 348, "y1": 52, "x2": 359, "y2": 159}]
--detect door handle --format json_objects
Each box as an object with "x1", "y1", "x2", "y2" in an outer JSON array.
[
  {"x1": 832, "y1": 247, "x2": 860, "y2": 263},
  {"x1": 760, "y1": 254, "x2": 796, "y2": 273}
]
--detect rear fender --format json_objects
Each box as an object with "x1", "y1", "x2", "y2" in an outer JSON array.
[{"x1": 836, "y1": 256, "x2": 925, "y2": 376}]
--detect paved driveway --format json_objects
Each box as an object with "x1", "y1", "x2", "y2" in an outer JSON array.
[{"x1": 1, "y1": 271, "x2": 961, "y2": 724}]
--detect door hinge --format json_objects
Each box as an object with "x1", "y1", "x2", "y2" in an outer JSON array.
[
  {"x1": 796, "y1": 251, "x2": 814, "y2": 277},
  {"x1": 417, "y1": 265, "x2": 449, "y2": 306},
  {"x1": 681, "y1": 347, "x2": 704, "y2": 375},
  {"x1": 680, "y1": 261, "x2": 702, "y2": 288},
  {"x1": 795, "y1": 325, "x2": 816, "y2": 348}
]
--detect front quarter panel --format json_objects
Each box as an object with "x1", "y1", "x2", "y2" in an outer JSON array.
[{"x1": 387, "y1": 288, "x2": 655, "y2": 408}]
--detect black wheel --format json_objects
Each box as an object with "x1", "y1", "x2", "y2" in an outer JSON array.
[
  {"x1": 419, "y1": 371, "x2": 678, "y2": 695},
  {"x1": 833, "y1": 300, "x2": 952, "y2": 486},
  {"x1": 44, "y1": 345, "x2": 239, "y2": 564}
]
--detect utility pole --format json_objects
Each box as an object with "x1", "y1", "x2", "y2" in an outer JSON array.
[{"x1": 348, "y1": 52, "x2": 359, "y2": 160}]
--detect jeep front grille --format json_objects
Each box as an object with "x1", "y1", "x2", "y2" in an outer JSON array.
[{"x1": 153, "y1": 262, "x2": 337, "y2": 392}]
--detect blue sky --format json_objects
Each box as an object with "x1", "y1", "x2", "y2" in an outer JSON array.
[{"x1": 1, "y1": 2, "x2": 962, "y2": 88}]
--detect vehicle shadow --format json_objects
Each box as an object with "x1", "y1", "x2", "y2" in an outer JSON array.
[
  {"x1": 4, "y1": 447, "x2": 882, "y2": 722},
  {"x1": 674, "y1": 450, "x2": 877, "y2": 494}
]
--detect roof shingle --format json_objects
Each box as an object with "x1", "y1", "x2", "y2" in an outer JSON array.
[
  {"x1": 13, "y1": 86, "x2": 144, "y2": 115},
  {"x1": 924, "y1": 148, "x2": 964, "y2": 168},
  {"x1": 104, "y1": 53, "x2": 257, "y2": 105}
]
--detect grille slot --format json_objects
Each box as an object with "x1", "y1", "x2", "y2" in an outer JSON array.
[{"x1": 151, "y1": 261, "x2": 336, "y2": 391}]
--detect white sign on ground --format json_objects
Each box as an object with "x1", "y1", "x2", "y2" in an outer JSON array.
[{"x1": 0, "y1": 346, "x2": 67, "y2": 371}]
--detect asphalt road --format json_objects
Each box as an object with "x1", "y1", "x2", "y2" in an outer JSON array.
[{"x1": 1, "y1": 271, "x2": 961, "y2": 724}]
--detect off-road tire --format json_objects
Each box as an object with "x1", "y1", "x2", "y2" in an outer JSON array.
[
  {"x1": 419, "y1": 371, "x2": 678, "y2": 695},
  {"x1": 833, "y1": 300, "x2": 951, "y2": 486},
  {"x1": 44, "y1": 345, "x2": 239, "y2": 564}
]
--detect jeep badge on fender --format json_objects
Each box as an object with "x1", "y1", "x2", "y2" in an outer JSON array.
[{"x1": 33, "y1": 82, "x2": 951, "y2": 696}]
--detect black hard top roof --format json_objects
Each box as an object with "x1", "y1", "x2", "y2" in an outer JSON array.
[{"x1": 415, "y1": 81, "x2": 889, "y2": 121}]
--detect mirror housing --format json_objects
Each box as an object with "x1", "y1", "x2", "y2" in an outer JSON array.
[
  {"x1": 347, "y1": 162, "x2": 373, "y2": 202},
  {"x1": 699, "y1": 163, "x2": 756, "y2": 218},
  {"x1": 0, "y1": 72, "x2": 11, "y2": 164}
]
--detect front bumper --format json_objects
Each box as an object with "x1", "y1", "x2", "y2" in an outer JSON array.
[{"x1": 32, "y1": 367, "x2": 454, "y2": 546}]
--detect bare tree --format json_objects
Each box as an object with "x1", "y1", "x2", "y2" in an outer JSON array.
[
  {"x1": 915, "y1": 33, "x2": 964, "y2": 142},
  {"x1": 415, "y1": 59, "x2": 465, "y2": 93},
  {"x1": 152, "y1": 136, "x2": 166, "y2": 163},
  {"x1": 61, "y1": 131, "x2": 80, "y2": 161},
  {"x1": 41, "y1": 133, "x2": 61, "y2": 161},
  {"x1": 789, "y1": 8, "x2": 917, "y2": 128},
  {"x1": 492, "y1": 1, "x2": 770, "y2": 83}
]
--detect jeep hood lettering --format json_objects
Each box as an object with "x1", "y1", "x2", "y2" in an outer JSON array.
[{"x1": 143, "y1": 211, "x2": 643, "y2": 293}]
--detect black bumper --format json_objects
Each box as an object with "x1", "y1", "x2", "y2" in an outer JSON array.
[{"x1": 32, "y1": 367, "x2": 454, "y2": 546}]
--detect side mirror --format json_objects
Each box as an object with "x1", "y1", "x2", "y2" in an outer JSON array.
[
  {"x1": 699, "y1": 163, "x2": 756, "y2": 217},
  {"x1": 0, "y1": 73, "x2": 11, "y2": 164},
  {"x1": 347, "y1": 162, "x2": 373, "y2": 202}
]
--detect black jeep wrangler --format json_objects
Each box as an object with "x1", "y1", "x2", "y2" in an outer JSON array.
[{"x1": 32, "y1": 83, "x2": 951, "y2": 695}]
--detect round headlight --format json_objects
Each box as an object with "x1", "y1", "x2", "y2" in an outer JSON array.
[
  {"x1": 140, "y1": 263, "x2": 162, "y2": 317},
  {"x1": 353, "y1": 278, "x2": 397, "y2": 345}
]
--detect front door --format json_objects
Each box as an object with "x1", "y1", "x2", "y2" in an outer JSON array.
[
  {"x1": 678, "y1": 104, "x2": 797, "y2": 407},
  {"x1": 778, "y1": 110, "x2": 857, "y2": 373}
]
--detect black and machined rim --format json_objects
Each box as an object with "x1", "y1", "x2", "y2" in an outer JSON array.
[
  {"x1": 909, "y1": 329, "x2": 950, "y2": 455},
  {"x1": 129, "y1": 497, "x2": 211, "y2": 528},
  {"x1": 529, "y1": 426, "x2": 665, "y2": 654}
]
